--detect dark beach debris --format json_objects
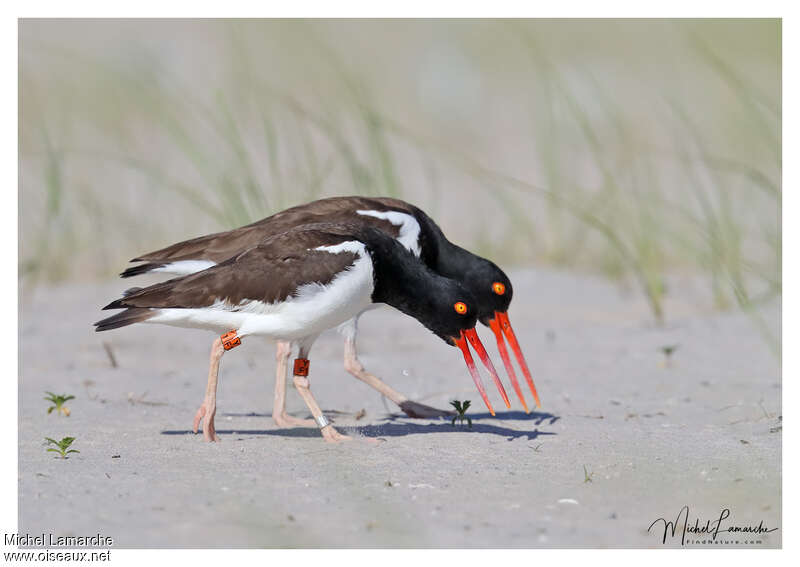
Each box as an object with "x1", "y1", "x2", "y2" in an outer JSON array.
[
  {"x1": 102, "y1": 341, "x2": 118, "y2": 368},
  {"x1": 127, "y1": 391, "x2": 167, "y2": 406}
]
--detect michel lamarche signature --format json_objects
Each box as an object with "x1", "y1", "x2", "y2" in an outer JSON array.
[{"x1": 648, "y1": 506, "x2": 778, "y2": 546}]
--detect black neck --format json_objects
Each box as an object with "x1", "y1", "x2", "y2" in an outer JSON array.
[
  {"x1": 361, "y1": 227, "x2": 470, "y2": 335},
  {"x1": 408, "y1": 205, "x2": 485, "y2": 280},
  {"x1": 366, "y1": 229, "x2": 440, "y2": 309}
]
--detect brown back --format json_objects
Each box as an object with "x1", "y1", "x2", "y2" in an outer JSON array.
[
  {"x1": 116, "y1": 225, "x2": 367, "y2": 309},
  {"x1": 132, "y1": 196, "x2": 416, "y2": 264}
]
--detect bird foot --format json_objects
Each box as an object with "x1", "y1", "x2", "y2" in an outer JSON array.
[
  {"x1": 320, "y1": 425, "x2": 352, "y2": 443},
  {"x1": 273, "y1": 413, "x2": 316, "y2": 428},
  {"x1": 192, "y1": 403, "x2": 219, "y2": 442},
  {"x1": 398, "y1": 400, "x2": 456, "y2": 419}
]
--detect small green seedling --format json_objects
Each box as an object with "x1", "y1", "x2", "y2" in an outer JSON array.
[
  {"x1": 583, "y1": 465, "x2": 594, "y2": 483},
  {"x1": 44, "y1": 437, "x2": 79, "y2": 459},
  {"x1": 660, "y1": 345, "x2": 679, "y2": 367},
  {"x1": 44, "y1": 392, "x2": 75, "y2": 417},
  {"x1": 450, "y1": 400, "x2": 472, "y2": 428}
]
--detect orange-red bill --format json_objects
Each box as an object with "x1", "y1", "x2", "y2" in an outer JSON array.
[
  {"x1": 464, "y1": 328, "x2": 510, "y2": 409},
  {"x1": 453, "y1": 332, "x2": 495, "y2": 416},
  {"x1": 489, "y1": 317, "x2": 530, "y2": 413},
  {"x1": 495, "y1": 311, "x2": 541, "y2": 408}
]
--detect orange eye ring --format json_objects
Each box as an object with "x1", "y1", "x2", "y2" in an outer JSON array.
[
  {"x1": 454, "y1": 302, "x2": 468, "y2": 315},
  {"x1": 492, "y1": 282, "x2": 506, "y2": 295}
]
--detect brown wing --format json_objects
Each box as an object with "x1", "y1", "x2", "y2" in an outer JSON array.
[
  {"x1": 131, "y1": 196, "x2": 415, "y2": 264},
  {"x1": 111, "y1": 227, "x2": 362, "y2": 310}
]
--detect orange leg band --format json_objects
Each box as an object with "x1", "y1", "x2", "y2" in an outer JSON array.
[
  {"x1": 220, "y1": 330, "x2": 241, "y2": 351},
  {"x1": 293, "y1": 358, "x2": 310, "y2": 376}
]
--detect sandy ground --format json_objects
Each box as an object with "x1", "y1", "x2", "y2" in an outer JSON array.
[{"x1": 18, "y1": 270, "x2": 781, "y2": 548}]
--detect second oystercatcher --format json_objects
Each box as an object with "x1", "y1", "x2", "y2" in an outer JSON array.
[
  {"x1": 96, "y1": 223, "x2": 505, "y2": 442},
  {"x1": 121, "y1": 196, "x2": 541, "y2": 420}
]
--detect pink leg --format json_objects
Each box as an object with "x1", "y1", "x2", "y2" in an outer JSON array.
[
  {"x1": 293, "y1": 372, "x2": 351, "y2": 443},
  {"x1": 343, "y1": 334, "x2": 454, "y2": 418},
  {"x1": 292, "y1": 343, "x2": 350, "y2": 443},
  {"x1": 192, "y1": 336, "x2": 224, "y2": 442},
  {"x1": 272, "y1": 340, "x2": 315, "y2": 428}
]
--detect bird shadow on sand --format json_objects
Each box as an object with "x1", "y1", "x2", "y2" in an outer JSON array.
[
  {"x1": 220, "y1": 409, "x2": 362, "y2": 418},
  {"x1": 350, "y1": 421, "x2": 556, "y2": 441},
  {"x1": 382, "y1": 410, "x2": 560, "y2": 426},
  {"x1": 161, "y1": 410, "x2": 559, "y2": 441}
]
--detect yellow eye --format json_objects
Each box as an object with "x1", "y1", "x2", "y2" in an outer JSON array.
[
  {"x1": 492, "y1": 282, "x2": 506, "y2": 295},
  {"x1": 454, "y1": 302, "x2": 468, "y2": 315}
]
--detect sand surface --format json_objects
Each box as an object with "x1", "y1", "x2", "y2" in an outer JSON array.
[{"x1": 18, "y1": 270, "x2": 781, "y2": 548}]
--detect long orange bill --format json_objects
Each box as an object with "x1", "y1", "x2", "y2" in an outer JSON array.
[
  {"x1": 464, "y1": 328, "x2": 510, "y2": 409},
  {"x1": 453, "y1": 332, "x2": 495, "y2": 416},
  {"x1": 494, "y1": 311, "x2": 541, "y2": 408},
  {"x1": 489, "y1": 316, "x2": 530, "y2": 413}
]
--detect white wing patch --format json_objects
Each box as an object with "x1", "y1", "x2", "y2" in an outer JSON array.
[
  {"x1": 314, "y1": 241, "x2": 368, "y2": 255},
  {"x1": 356, "y1": 210, "x2": 422, "y2": 256},
  {"x1": 152, "y1": 260, "x2": 217, "y2": 276}
]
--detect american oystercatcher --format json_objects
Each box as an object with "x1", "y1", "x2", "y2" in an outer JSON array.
[
  {"x1": 96, "y1": 223, "x2": 506, "y2": 442},
  {"x1": 120, "y1": 196, "x2": 541, "y2": 419}
]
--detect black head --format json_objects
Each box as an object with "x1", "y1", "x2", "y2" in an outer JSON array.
[
  {"x1": 429, "y1": 241, "x2": 541, "y2": 410},
  {"x1": 405, "y1": 204, "x2": 513, "y2": 325},
  {"x1": 383, "y1": 269, "x2": 512, "y2": 416},
  {"x1": 412, "y1": 277, "x2": 480, "y2": 344},
  {"x1": 460, "y1": 258, "x2": 513, "y2": 326},
  {"x1": 362, "y1": 222, "x2": 512, "y2": 416}
]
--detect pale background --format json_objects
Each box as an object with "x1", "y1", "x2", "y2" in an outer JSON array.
[{"x1": 18, "y1": 19, "x2": 781, "y2": 548}]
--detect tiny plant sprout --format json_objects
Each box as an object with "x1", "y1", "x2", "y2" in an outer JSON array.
[
  {"x1": 44, "y1": 392, "x2": 75, "y2": 417},
  {"x1": 450, "y1": 400, "x2": 472, "y2": 428},
  {"x1": 660, "y1": 345, "x2": 679, "y2": 367},
  {"x1": 44, "y1": 437, "x2": 79, "y2": 459},
  {"x1": 583, "y1": 465, "x2": 594, "y2": 483}
]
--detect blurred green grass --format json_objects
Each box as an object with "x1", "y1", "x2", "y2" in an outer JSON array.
[{"x1": 19, "y1": 19, "x2": 780, "y2": 347}]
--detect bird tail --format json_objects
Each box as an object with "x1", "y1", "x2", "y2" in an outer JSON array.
[
  {"x1": 94, "y1": 308, "x2": 154, "y2": 332},
  {"x1": 120, "y1": 263, "x2": 165, "y2": 278}
]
